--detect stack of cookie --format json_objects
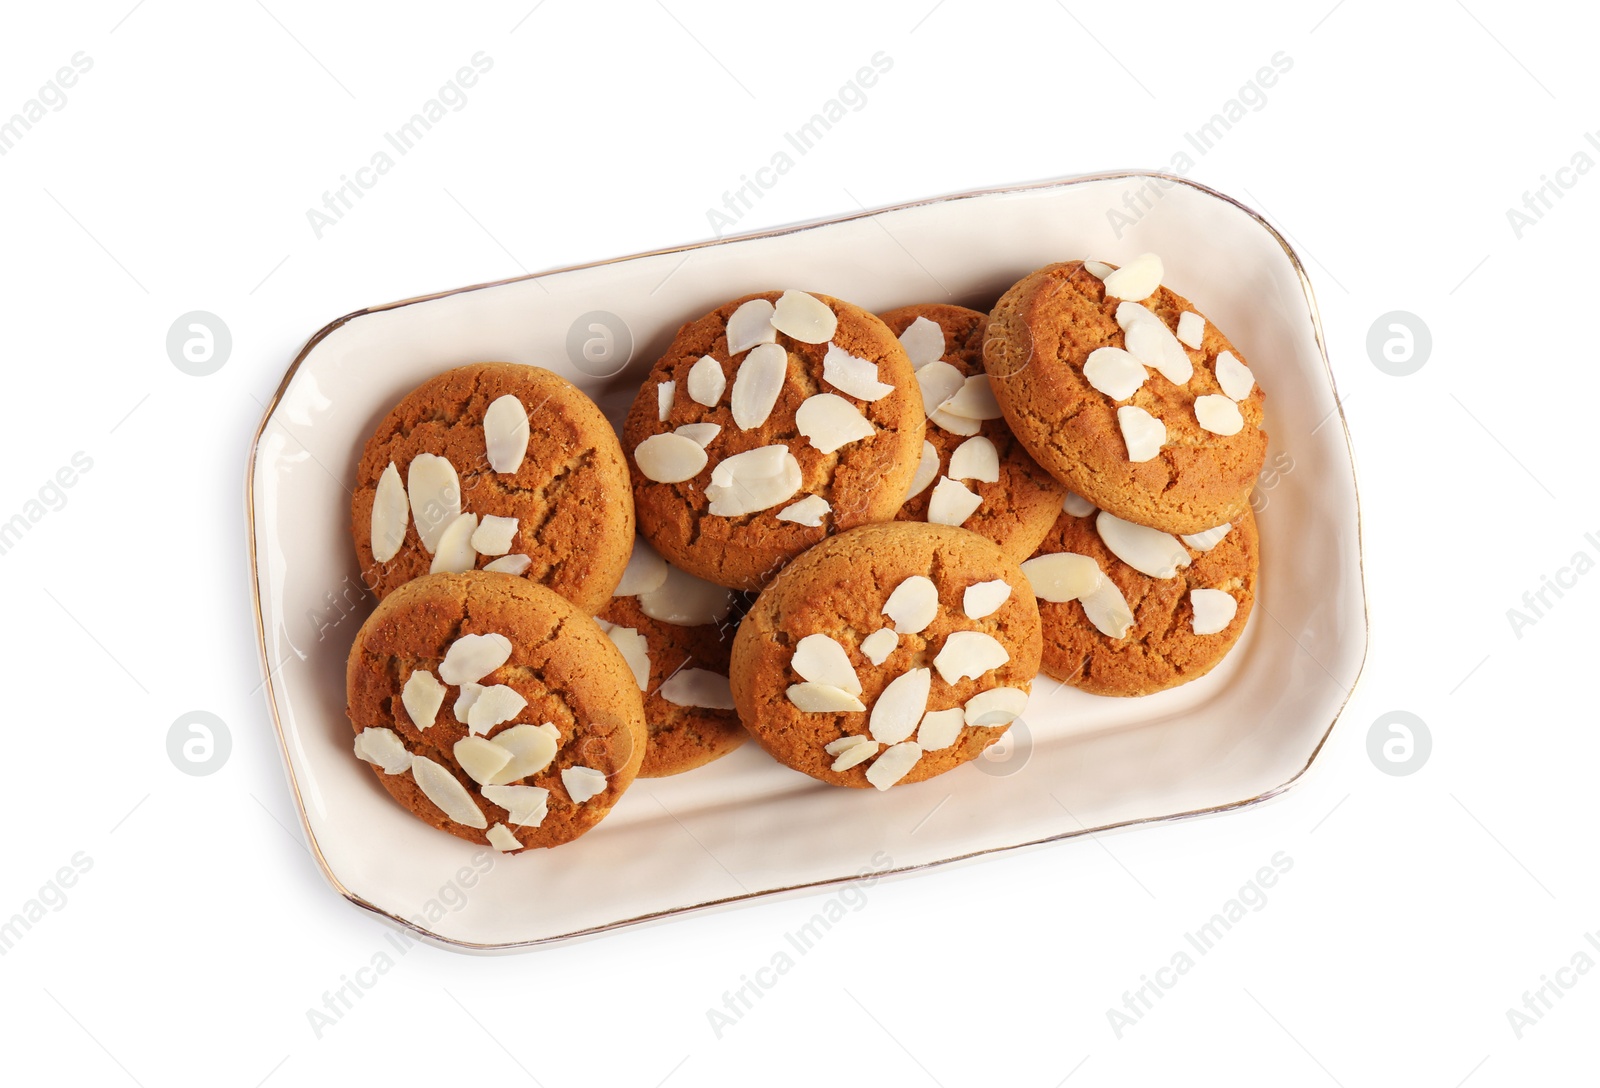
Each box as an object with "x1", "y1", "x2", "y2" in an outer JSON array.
[{"x1": 341, "y1": 255, "x2": 1265, "y2": 854}]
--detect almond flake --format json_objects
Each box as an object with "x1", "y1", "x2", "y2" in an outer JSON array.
[
  {"x1": 354, "y1": 727, "x2": 412, "y2": 775},
  {"x1": 870, "y1": 668, "x2": 931, "y2": 745},
  {"x1": 1194, "y1": 394, "x2": 1244, "y2": 436},
  {"x1": 687, "y1": 355, "x2": 726, "y2": 407},
  {"x1": 792, "y1": 633, "x2": 861, "y2": 695},
  {"x1": 917, "y1": 708, "x2": 965, "y2": 751},
  {"x1": 939, "y1": 375, "x2": 1003, "y2": 420},
  {"x1": 864, "y1": 742, "x2": 921, "y2": 790},
  {"x1": 730, "y1": 342, "x2": 788, "y2": 430},
  {"x1": 932, "y1": 631, "x2": 1010, "y2": 684},
  {"x1": 796, "y1": 393, "x2": 875, "y2": 454},
  {"x1": 481, "y1": 784, "x2": 550, "y2": 827},
  {"x1": 948, "y1": 436, "x2": 1000, "y2": 483},
  {"x1": 1083, "y1": 347, "x2": 1147, "y2": 401},
  {"x1": 825, "y1": 735, "x2": 873, "y2": 756},
  {"x1": 1019, "y1": 552, "x2": 1104, "y2": 603},
  {"x1": 1084, "y1": 260, "x2": 1115, "y2": 279},
  {"x1": 613, "y1": 539, "x2": 669, "y2": 597},
  {"x1": 830, "y1": 737, "x2": 880, "y2": 771},
  {"x1": 823, "y1": 342, "x2": 896, "y2": 401},
  {"x1": 486, "y1": 824, "x2": 522, "y2": 852},
  {"x1": 675, "y1": 422, "x2": 722, "y2": 447},
  {"x1": 429, "y1": 512, "x2": 479, "y2": 574},
  {"x1": 963, "y1": 579, "x2": 1011, "y2": 619},
  {"x1": 771, "y1": 290, "x2": 837, "y2": 343},
  {"x1": 1215, "y1": 351, "x2": 1255, "y2": 401},
  {"x1": 882, "y1": 575, "x2": 938, "y2": 634},
  {"x1": 1176, "y1": 311, "x2": 1206, "y2": 349},
  {"x1": 485, "y1": 723, "x2": 560, "y2": 785},
  {"x1": 1117, "y1": 405, "x2": 1166, "y2": 462},
  {"x1": 1180, "y1": 524, "x2": 1231, "y2": 552},
  {"x1": 455, "y1": 735, "x2": 512, "y2": 785},
  {"x1": 860, "y1": 628, "x2": 898, "y2": 666},
  {"x1": 1096, "y1": 511, "x2": 1191, "y2": 579},
  {"x1": 562, "y1": 766, "x2": 607, "y2": 804},
  {"x1": 927, "y1": 476, "x2": 982, "y2": 527},
  {"x1": 453, "y1": 682, "x2": 483, "y2": 723},
  {"x1": 467, "y1": 684, "x2": 528, "y2": 734},
  {"x1": 470, "y1": 514, "x2": 519, "y2": 557},
  {"x1": 606, "y1": 626, "x2": 650, "y2": 690},
  {"x1": 726, "y1": 298, "x2": 778, "y2": 354},
  {"x1": 637, "y1": 562, "x2": 736, "y2": 626},
  {"x1": 786, "y1": 682, "x2": 867, "y2": 713},
  {"x1": 1190, "y1": 589, "x2": 1238, "y2": 635},
  {"x1": 1062, "y1": 492, "x2": 1096, "y2": 517},
  {"x1": 401, "y1": 670, "x2": 446, "y2": 731},
  {"x1": 898, "y1": 316, "x2": 946, "y2": 369},
  {"x1": 905, "y1": 440, "x2": 939, "y2": 500},
  {"x1": 1124, "y1": 314, "x2": 1194, "y2": 385},
  {"x1": 635, "y1": 431, "x2": 709, "y2": 483},
  {"x1": 776, "y1": 494, "x2": 830, "y2": 527},
  {"x1": 483, "y1": 553, "x2": 532, "y2": 575},
  {"x1": 1102, "y1": 253, "x2": 1163, "y2": 301},
  {"x1": 659, "y1": 669, "x2": 735, "y2": 709},
  {"x1": 929, "y1": 407, "x2": 981, "y2": 436},
  {"x1": 962, "y1": 688, "x2": 1028, "y2": 727},
  {"x1": 705, "y1": 444, "x2": 803, "y2": 516},
  {"x1": 370, "y1": 462, "x2": 409, "y2": 563},
  {"x1": 1080, "y1": 577, "x2": 1135, "y2": 639},
  {"x1": 411, "y1": 756, "x2": 487, "y2": 828},
  {"x1": 916, "y1": 360, "x2": 965, "y2": 417},
  {"x1": 657, "y1": 381, "x2": 675, "y2": 422},
  {"x1": 439, "y1": 632, "x2": 513, "y2": 685},
  {"x1": 483, "y1": 394, "x2": 530, "y2": 474},
  {"x1": 406, "y1": 453, "x2": 461, "y2": 553}
]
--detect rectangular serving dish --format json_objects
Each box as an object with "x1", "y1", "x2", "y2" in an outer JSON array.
[{"x1": 247, "y1": 172, "x2": 1367, "y2": 952}]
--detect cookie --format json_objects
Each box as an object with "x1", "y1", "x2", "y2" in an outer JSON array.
[
  {"x1": 730, "y1": 522, "x2": 1042, "y2": 790},
  {"x1": 984, "y1": 256, "x2": 1267, "y2": 534},
  {"x1": 1022, "y1": 493, "x2": 1258, "y2": 696},
  {"x1": 346, "y1": 571, "x2": 646, "y2": 852},
  {"x1": 597, "y1": 538, "x2": 747, "y2": 777},
  {"x1": 351, "y1": 363, "x2": 634, "y2": 613},
  {"x1": 621, "y1": 290, "x2": 925, "y2": 591},
  {"x1": 879, "y1": 303, "x2": 1066, "y2": 562}
]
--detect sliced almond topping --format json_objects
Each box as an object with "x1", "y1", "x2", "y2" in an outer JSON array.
[
  {"x1": 948, "y1": 436, "x2": 1000, "y2": 483},
  {"x1": 411, "y1": 756, "x2": 487, "y2": 828},
  {"x1": 1181, "y1": 524, "x2": 1231, "y2": 552},
  {"x1": 1116, "y1": 405, "x2": 1166, "y2": 462},
  {"x1": 562, "y1": 766, "x2": 607, "y2": 804},
  {"x1": 687, "y1": 354, "x2": 726, "y2": 407},
  {"x1": 916, "y1": 708, "x2": 965, "y2": 751},
  {"x1": 787, "y1": 682, "x2": 867, "y2": 713},
  {"x1": 929, "y1": 407, "x2": 981, "y2": 436},
  {"x1": 963, "y1": 687, "x2": 1028, "y2": 727},
  {"x1": 830, "y1": 736, "x2": 880, "y2": 771},
  {"x1": 429, "y1": 512, "x2": 479, "y2": 574},
  {"x1": 963, "y1": 579, "x2": 1012, "y2": 619},
  {"x1": 927, "y1": 476, "x2": 983, "y2": 527},
  {"x1": 485, "y1": 823, "x2": 522, "y2": 852},
  {"x1": 485, "y1": 723, "x2": 560, "y2": 785},
  {"x1": 916, "y1": 360, "x2": 965, "y2": 417},
  {"x1": 776, "y1": 494, "x2": 830, "y2": 527},
  {"x1": 1194, "y1": 394, "x2": 1244, "y2": 436},
  {"x1": 657, "y1": 380, "x2": 675, "y2": 422},
  {"x1": 1176, "y1": 311, "x2": 1206, "y2": 349},
  {"x1": 869, "y1": 667, "x2": 931, "y2": 745},
  {"x1": 771, "y1": 290, "x2": 837, "y2": 343},
  {"x1": 825, "y1": 734, "x2": 873, "y2": 756},
  {"x1": 613, "y1": 538, "x2": 669, "y2": 597},
  {"x1": 453, "y1": 682, "x2": 483, "y2": 724},
  {"x1": 726, "y1": 298, "x2": 778, "y2": 354},
  {"x1": 1124, "y1": 315, "x2": 1194, "y2": 385},
  {"x1": 1062, "y1": 492, "x2": 1096, "y2": 517},
  {"x1": 1190, "y1": 589, "x2": 1238, "y2": 635},
  {"x1": 882, "y1": 575, "x2": 938, "y2": 634},
  {"x1": 933, "y1": 631, "x2": 1010, "y2": 684},
  {"x1": 467, "y1": 684, "x2": 528, "y2": 735},
  {"x1": 1214, "y1": 351, "x2": 1256, "y2": 401},
  {"x1": 864, "y1": 742, "x2": 922, "y2": 790},
  {"x1": 939, "y1": 374, "x2": 1003, "y2": 420},
  {"x1": 675, "y1": 422, "x2": 722, "y2": 447},
  {"x1": 406, "y1": 453, "x2": 461, "y2": 554},
  {"x1": 439, "y1": 632, "x2": 513, "y2": 685},
  {"x1": 796, "y1": 393, "x2": 875, "y2": 454},
  {"x1": 481, "y1": 784, "x2": 550, "y2": 827},
  {"x1": 606, "y1": 626, "x2": 651, "y2": 690},
  {"x1": 455, "y1": 735, "x2": 512, "y2": 785},
  {"x1": 470, "y1": 514, "x2": 519, "y2": 557},
  {"x1": 483, "y1": 553, "x2": 532, "y2": 576},
  {"x1": 1020, "y1": 552, "x2": 1104, "y2": 603},
  {"x1": 638, "y1": 562, "x2": 736, "y2": 626},
  {"x1": 705, "y1": 444, "x2": 802, "y2": 516},
  {"x1": 792, "y1": 633, "x2": 862, "y2": 695},
  {"x1": 370, "y1": 462, "x2": 409, "y2": 563},
  {"x1": 859, "y1": 628, "x2": 898, "y2": 666},
  {"x1": 401, "y1": 670, "x2": 446, "y2": 731},
  {"x1": 354, "y1": 727, "x2": 412, "y2": 775},
  {"x1": 730, "y1": 342, "x2": 788, "y2": 430},
  {"x1": 1113, "y1": 300, "x2": 1164, "y2": 331},
  {"x1": 635, "y1": 431, "x2": 709, "y2": 483},
  {"x1": 1083, "y1": 346, "x2": 1147, "y2": 401},
  {"x1": 905, "y1": 440, "x2": 940, "y2": 501},
  {"x1": 659, "y1": 668, "x2": 735, "y2": 709},
  {"x1": 483, "y1": 394, "x2": 530, "y2": 474},
  {"x1": 1083, "y1": 259, "x2": 1115, "y2": 279},
  {"x1": 898, "y1": 315, "x2": 946, "y2": 369},
  {"x1": 1080, "y1": 576, "x2": 1135, "y2": 639},
  {"x1": 1102, "y1": 253, "x2": 1163, "y2": 301},
  {"x1": 823, "y1": 343, "x2": 895, "y2": 401},
  {"x1": 1096, "y1": 511, "x2": 1192, "y2": 579}
]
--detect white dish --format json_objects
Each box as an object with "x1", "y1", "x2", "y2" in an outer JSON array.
[{"x1": 248, "y1": 172, "x2": 1367, "y2": 952}]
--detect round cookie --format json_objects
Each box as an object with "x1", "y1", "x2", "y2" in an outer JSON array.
[
  {"x1": 622, "y1": 290, "x2": 925, "y2": 592},
  {"x1": 597, "y1": 538, "x2": 747, "y2": 777},
  {"x1": 879, "y1": 303, "x2": 1067, "y2": 562},
  {"x1": 984, "y1": 258, "x2": 1267, "y2": 534},
  {"x1": 351, "y1": 363, "x2": 634, "y2": 613},
  {"x1": 346, "y1": 571, "x2": 646, "y2": 852},
  {"x1": 731, "y1": 522, "x2": 1042, "y2": 790},
  {"x1": 1024, "y1": 494, "x2": 1258, "y2": 696}
]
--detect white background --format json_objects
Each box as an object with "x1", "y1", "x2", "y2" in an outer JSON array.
[{"x1": 2, "y1": 1, "x2": 1594, "y2": 1084}]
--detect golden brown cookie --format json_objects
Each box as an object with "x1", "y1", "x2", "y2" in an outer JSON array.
[
  {"x1": 351, "y1": 363, "x2": 634, "y2": 613},
  {"x1": 597, "y1": 538, "x2": 746, "y2": 777},
  {"x1": 731, "y1": 522, "x2": 1042, "y2": 790},
  {"x1": 985, "y1": 258, "x2": 1267, "y2": 534},
  {"x1": 1023, "y1": 494, "x2": 1258, "y2": 696},
  {"x1": 346, "y1": 571, "x2": 646, "y2": 852},
  {"x1": 621, "y1": 291, "x2": 925, "y2": 592},
  {"x1": 879, "y1": 303, "x2": 1066, "y2": 562}
]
